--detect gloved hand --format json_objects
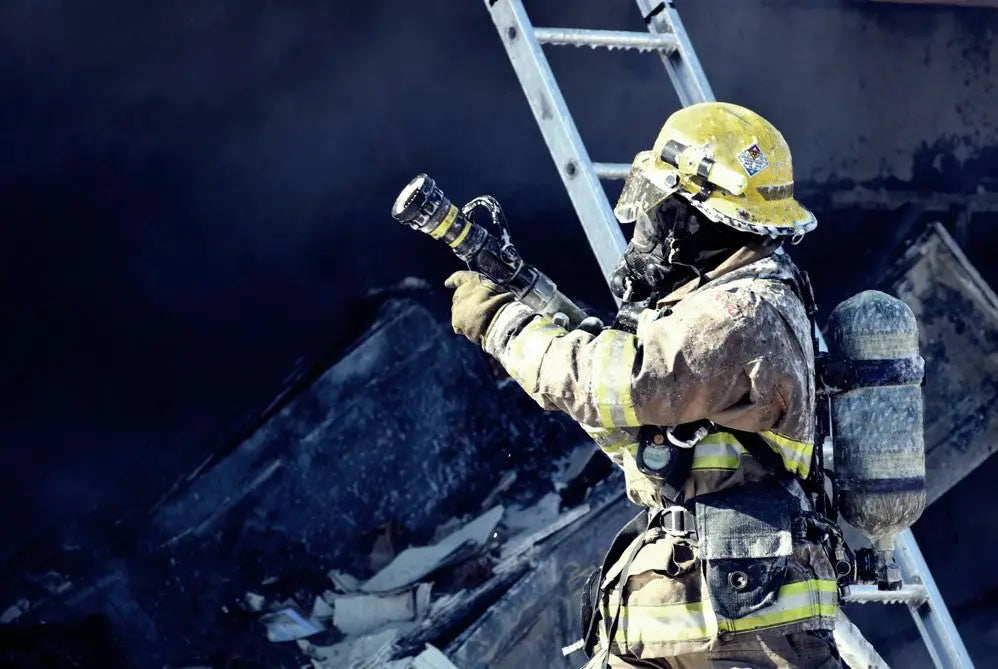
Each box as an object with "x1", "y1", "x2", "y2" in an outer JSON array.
[{"x1": 444, "y1": 270, "x2": 515, "y2": 346}]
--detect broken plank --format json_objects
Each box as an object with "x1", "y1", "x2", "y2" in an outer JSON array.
[{"x1": 361, "y1": 506, "x2": 504, "y2": 594}]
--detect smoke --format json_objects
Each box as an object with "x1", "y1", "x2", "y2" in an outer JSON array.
[{"x1": 1, "y1": 0, "x2": 997, "y2": 556}]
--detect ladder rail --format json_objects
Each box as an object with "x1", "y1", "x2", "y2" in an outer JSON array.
[
  {"x1": 485, "y1": 2, "x2": 976, "y2": 666},
  {"x1": 636, "y1": 0, "x2": 714, "y2": 106},
  {"x1": 896, "y1": 529, "x2": 975, "y2": 669},
  {"x1": 484, "y1": 0, "x2": 627, "y2": 288}
]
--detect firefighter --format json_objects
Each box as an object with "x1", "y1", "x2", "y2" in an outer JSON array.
[{"x1": 445, "y1": 102, "x2": 841, "y2": 668}]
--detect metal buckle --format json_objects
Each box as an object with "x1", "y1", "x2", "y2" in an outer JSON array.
[
  {"x1": 666, "y1": 422, "x2": 711, "y2": 449},
  {"x1": 662, "y1": 505, "x2": 695, "y2": 538}
]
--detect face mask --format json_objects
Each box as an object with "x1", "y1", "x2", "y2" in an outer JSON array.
[
  {"x1": 610, "y1": 198, "x2": 763, "y2": 305},
  {"x1": 610, "y1": 200, "x2": 700, "y2": 303}
]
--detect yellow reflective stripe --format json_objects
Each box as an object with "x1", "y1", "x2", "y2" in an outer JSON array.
[
  {"x1": 594, "y1": 334, "x2": 616, "y2": 428},
  {"x1": 601, "y1": 436, "x2": 639, "y2": 458},
  {"x1": 692, "y1": 456, "x2": 742, "y2": 470},
  {"x1": 504, "y1": 317, "x2": 564, "y2": 388},
  {"x1": 717, "y1": 579, "x2": 838, "y2": 633},
  {"x1": 760, "y1": 430, "x2": 811, "y2": 458},
  {"x1": 691, "y1": 432, "x2": 746, "y2": 471},
  {"x1": 761, "y1": 430, "x2": 813, "y2": 478},
  {"x1": 602, "y1": 579, "x2": 837, "y2": 646},
  {"x1": 618, "y1": 335, "x2": 640, "y2": 426},
  {"x1": 592, "y1": 331, "x2": 640, "y2": 428},
  {"x1": 447, "y1": 219, "x2": 471, "y2": 248},
  {"x1": 428, "y1": 205, "x2": 458, "y2": 239},
  {"x1": 690, "y1": 430, "x2": 814, "y2": 477},
  {"x1": 607, "y1": 602, "x2": 711, "y2": 644},
  {"x1": 781, "y1": 579, "x2": 838, "y2": 596},
  {"x1": 580, "y1": 425, "x2": 638, "y2": 458},
  {"x1": 719, "y1": 604, "x2": 838, "y2": 633},
  {"x1": 697, "y1": 432, "x2": 743, "y2": 448}
]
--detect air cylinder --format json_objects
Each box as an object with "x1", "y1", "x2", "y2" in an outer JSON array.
[{"x1": 825, "y1": 290, "x2": 926, "y2": 590}]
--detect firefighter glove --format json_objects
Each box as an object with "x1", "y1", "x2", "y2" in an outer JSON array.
[{"x1": 445, "y1": 270, "x2": 515, "y2": 346}]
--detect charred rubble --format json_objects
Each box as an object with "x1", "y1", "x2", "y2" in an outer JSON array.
[
  {"x1": 2, "y1": 224, "x2": 998, "y2": 668},
  {"x1": 0, "y1": 282, "x2": 618, "y2": 668}
]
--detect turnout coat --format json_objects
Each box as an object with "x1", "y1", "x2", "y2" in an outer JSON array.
[{"x1": 481, "y1": 242, "x2": 838, "y2": 659}]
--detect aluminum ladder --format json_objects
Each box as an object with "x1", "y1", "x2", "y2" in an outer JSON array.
[{"x1": 482, "y1": 1, "x2": 975, "y2": 667}]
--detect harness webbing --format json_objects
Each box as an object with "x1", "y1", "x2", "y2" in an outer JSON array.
[{"x1": 582, "y1": 508, "x2": 653, "y2": 663}]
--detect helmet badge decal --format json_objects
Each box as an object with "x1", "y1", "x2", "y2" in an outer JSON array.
[{"x1": 737, "y1": 143, "x2": 770, "y2": 177}]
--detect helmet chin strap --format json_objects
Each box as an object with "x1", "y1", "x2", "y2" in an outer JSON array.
[{"x1": 665, "y1": 234, "x2": 704, "y2": 292}]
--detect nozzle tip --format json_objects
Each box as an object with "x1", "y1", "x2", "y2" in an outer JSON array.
[{"x1": 392, "y1": 174, "x2": 432, "y2": 221}]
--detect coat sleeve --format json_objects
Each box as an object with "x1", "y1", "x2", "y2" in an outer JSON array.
[{"x1": 482, "y1": 283, "x2": 799, "y2": 432}]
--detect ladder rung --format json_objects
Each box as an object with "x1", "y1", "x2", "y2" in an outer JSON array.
[
  {"x1": 534, "y1": 27, "x2": 677, "y2": 53},
  {"x1": 844, "y1": 584, "x2": 929, "y2": 606},
  {"x1": 593, "y1": 162, "x2": 632, "y2": 180}
]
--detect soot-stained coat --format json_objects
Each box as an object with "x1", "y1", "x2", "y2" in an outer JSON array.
[{"x1": 479, "y1": 243, "x2": 838, "y2": 659}]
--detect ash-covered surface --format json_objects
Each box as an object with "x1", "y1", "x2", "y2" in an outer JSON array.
[
  {"x1": 0, "y1": 286, "x2": 602, "y2": 667},
  {"x1": 5, "y1": 233, "x2": 998, "y2": 667}
]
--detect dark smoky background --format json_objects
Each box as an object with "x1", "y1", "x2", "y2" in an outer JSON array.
[{"x1": 1, "y1": 0, "x2": 997, "y2": 664}]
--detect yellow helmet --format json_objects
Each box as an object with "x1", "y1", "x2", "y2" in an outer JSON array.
[{"x1": 614, "y1": 102, "x2": 816, "y2": 237}]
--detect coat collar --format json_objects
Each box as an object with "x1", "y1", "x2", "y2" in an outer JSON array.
[{"x1": 655, "y1": 238, "x2": 786, "y2": 308}]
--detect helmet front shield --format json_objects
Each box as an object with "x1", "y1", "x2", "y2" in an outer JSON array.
[{"x1": 613, "y1": 152, "x2": 681, "y2": 224}]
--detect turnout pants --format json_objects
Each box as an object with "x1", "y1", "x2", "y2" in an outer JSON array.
[{"x1": 583, "y1": 631, "x2": 841, "y2": 669}]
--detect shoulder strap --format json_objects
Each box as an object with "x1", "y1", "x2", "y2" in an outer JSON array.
[
  {"x1": 725, "y1": 428, "x2": 794, "y2": 482},
  {"x1": 767, "y1": 260, "x2": 833, "y2": 516}
]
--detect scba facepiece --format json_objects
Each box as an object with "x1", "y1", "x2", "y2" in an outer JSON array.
[
  {"x1": 610, "y1": 196, "x2": 765, "y2": 308},
  {"x1": 609, "y1": 198, "x2": 704, "y2": 303}
]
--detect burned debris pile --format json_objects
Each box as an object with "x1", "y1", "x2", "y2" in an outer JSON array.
[
  {"x1": 3, "y1": 224, "x2": 998, "y2": 668},
  {"x1": 0, "y1": 286, "x2": 619, "y2": 668}
]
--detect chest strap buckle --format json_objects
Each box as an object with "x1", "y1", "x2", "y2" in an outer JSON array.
[{"x1": 661, "y1": 505, "x2": 697, "y2": 539}]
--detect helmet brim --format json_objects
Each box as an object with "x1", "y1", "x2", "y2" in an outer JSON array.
[{"x1": 684, "y1": 191, "x2": 817, "y2": 237}]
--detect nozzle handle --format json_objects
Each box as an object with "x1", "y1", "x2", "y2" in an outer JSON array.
[{"x1": 541, "y1": 290, "x2": 586, "y2": 329}]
